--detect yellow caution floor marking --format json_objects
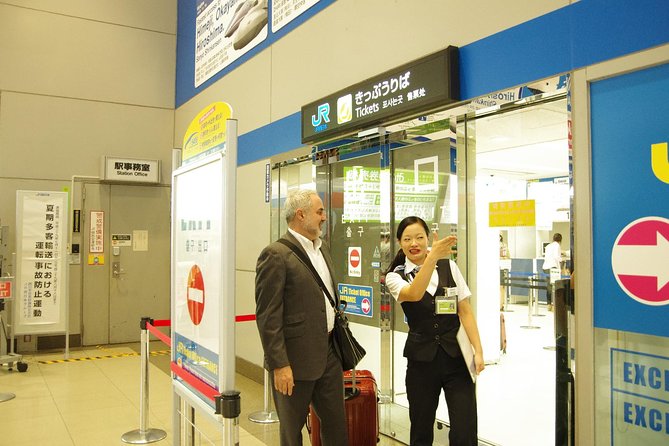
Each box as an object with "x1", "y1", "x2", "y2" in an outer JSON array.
[{"x1": 37, "y1": 349, "x2": 170, "y2": 365}]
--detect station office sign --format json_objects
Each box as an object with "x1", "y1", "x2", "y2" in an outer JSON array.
[
  {"x1": 301, "y1": 46, "x2": 459, "y2": 144},
  {"x1": 101, "y1": 156, "x2": 160, "y2": 184}
]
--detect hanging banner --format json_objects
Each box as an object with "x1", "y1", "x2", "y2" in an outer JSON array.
[
  {"x1": 15, "y1": 191, "x2": 68, "y2": 334},
  {"x1": 182, "y1": 102, "x2": 233, "y2": 164}
]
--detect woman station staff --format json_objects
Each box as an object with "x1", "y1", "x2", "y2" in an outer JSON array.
[{"x1": 385, "y1": 216, "x2": 485, "y2": 446}]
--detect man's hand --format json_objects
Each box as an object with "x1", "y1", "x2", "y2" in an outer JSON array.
[{"x1": 273, "y1": 365, "x2": 295, "y2": 396}]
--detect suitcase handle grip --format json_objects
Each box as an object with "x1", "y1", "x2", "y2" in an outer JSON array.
[{"x1": 344, "y1": 387, "x2": 360, "y2": 400}]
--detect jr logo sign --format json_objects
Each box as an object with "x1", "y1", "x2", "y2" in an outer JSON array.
[{"x1": 311, "y1": 103, "x2": 331, "y2": 129}]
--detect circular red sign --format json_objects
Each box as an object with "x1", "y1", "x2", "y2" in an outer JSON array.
[
  {"x1": 361, "y1": 298, "x2": 371, "y2": 315},
  {"x1": 350, "y1": 249, "x2": 360, "y2": 268},
  {"x1": 611, "y1": 217, "x2": 669, "y2": 306},
  {"x1": 187, "y1": 264, "x2": 205, "y2": 325}
]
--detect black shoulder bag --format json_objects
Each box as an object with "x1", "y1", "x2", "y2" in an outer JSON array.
[{"x1": 278, "y1": 238, "x2": 366, "y2": 370}]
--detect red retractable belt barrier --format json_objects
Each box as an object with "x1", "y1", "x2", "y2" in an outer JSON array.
[{"x1": 144, "y1": 314, "x2": 256, "y2": 403}]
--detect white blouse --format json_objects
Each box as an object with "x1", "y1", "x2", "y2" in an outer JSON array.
[{"x1": 385, "y1": 258, "x2": 472, "y2": 302}]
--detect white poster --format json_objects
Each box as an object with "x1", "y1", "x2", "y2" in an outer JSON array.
[
  {"x1": 194, "y1": 0, "x2": 269, "y2": 87},
  {"x1": 172, "y1": 155, "x2": 225, "y2": 393},
  {"x1": 89, "y1": 211, "x2": 104, "y2": 253},
  {"x1": 15, "y1": 191, "x2": 68, "y2": 334},
  {"x1": 174, "y1": 159, "x2": 222, "y2": 349},
  {"x1": 271, "y1": 0, "x2": 320, "y2": 32}
]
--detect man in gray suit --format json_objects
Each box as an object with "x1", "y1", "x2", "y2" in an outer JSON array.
[{"x1": 255, "y1": 189, "x2": 347, "y2": 446}]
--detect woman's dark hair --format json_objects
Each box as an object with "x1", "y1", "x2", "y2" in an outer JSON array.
[
  {"x1": 553, "y1": 233, "x2": 562, "y2": 243},
  {"x1": 384, "y1": 216, "x2": 430, "y2": 275}
]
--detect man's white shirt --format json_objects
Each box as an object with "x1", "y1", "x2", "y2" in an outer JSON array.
[{"x1": 288, "y1": 228, "x2": 335, "y2": 332}]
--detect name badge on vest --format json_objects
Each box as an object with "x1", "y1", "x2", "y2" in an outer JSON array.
[{"x1": 436, "y1": 287, "x2": 458, "y2": 314}]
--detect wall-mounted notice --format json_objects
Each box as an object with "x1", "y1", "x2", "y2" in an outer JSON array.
[
  {"x1": 111, "y1": 234, "x2": 132, "y2": 247},
  {"x1": 89, "y1": 211, "x2": 104, "y2": 253},
  {"x1": 271, "y1": 0, "x2": 320, "y2": 32},
  {"x1": 342, "y1": 166, "x2": 443, "y2": 224},
  {"x1": 194, "y1": 0, "x2": 269, "y2": 87},
  {"x1": 15, "y1": 191, "x2": 68, "y2": 335}
]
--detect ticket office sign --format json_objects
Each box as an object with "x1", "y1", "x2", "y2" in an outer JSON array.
[
  {"x1": 338, "y1": 283, "x2": 373, "y2": 318},
  {"x1": 302, "y1": 47, "x2": 459, "y2": 143}
]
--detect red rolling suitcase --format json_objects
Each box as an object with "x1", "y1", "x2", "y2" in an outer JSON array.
[{"x1": 308, "y1": 369, "x2": 379, "y2": 445}]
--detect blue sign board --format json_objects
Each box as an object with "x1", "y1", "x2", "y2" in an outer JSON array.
[
  {"x1": 591, "y1": 62, "x2": 669, "y2": 337},
  {"x1": 338, "y1": 283, "x2": 373, "y2": 318}
]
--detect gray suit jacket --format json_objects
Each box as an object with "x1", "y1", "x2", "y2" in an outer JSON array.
[{"x1": 255, "y1": 231, "x2": 337, "y2": 381}]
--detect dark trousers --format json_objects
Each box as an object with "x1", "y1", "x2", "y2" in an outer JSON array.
[
  {"x1": 406, "y1": 347, "x2": 477, "y2": 446},
  {"x1": 271, "y1": 341, "x2": 347, "y2": 446}
]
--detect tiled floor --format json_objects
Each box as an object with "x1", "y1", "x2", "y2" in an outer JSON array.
[
  {"x1": 0, "y1": 303, "x2": 560, "y2": 445},
  {"x1": 0, "y1": 343, "x2": 405, "y2": 446}
]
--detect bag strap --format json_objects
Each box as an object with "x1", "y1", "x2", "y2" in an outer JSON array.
[{"x1": 277, "y1": 238, "x2": 340, "y2": 310}]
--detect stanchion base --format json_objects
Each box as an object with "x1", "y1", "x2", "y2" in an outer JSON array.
[
  {"x1": 520, "y1": 326, "x2": 541, "y2": 330},
  {"x1": 121, "y1": 428, "x2": 167, "y2": 444},
  {"x1": 0, "y1": 392, "x2": 16, "y2": 402},
  {"x1": 248, "y1": 410, "x2": 280, "y2": 424}
]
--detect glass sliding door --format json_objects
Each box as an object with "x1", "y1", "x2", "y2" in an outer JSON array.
[{"x1": 458, "y1": 94, "x2": 571, "y2": 446}]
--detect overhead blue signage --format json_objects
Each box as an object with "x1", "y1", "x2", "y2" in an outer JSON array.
[
  {"x1": 301, "y1": 47, "x2": 459, "y2": 143},
  {"x1": 591, "y1": 62, "x2": 669, "y2": 337}
]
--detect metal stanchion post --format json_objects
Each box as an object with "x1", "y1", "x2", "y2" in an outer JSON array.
[
  {"x1": 248, "y1": 369, "x2": 279, "y2": 423},
  {"x1": 501, "y1": 269, "x2": 513, "y2": 312},
  {"x1": 521, "y1": 276, "x2": 540, "y2": 329},
  {"x1": 122, "y1": 318, "x2": 167, "y2": 444},
  {"x1": 533, "y1": 275, "x2": 546, "y2": 317},
  {"x1": 217, "y1": 391, "x2": 241, "y2": 446},
  {"x1": 1, "y1": 295, "x2": 18, "y2": 402}
]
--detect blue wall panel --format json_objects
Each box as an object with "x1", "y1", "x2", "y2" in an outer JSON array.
[{"x1": 176, "y1": 0, "x2": 669, "y2": 165}]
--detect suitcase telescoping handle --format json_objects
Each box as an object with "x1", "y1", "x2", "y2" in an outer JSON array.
[{"x1": 344, "y1": 368, "x2": 361, "y2": 400}]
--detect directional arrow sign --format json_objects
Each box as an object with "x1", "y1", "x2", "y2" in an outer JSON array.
[
  {"x1": 361, "y1": 298, "x2": 371, "y2": 315},
  {"x1": 611, "y1": 217, "x2": 669, "y2": 306}
]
